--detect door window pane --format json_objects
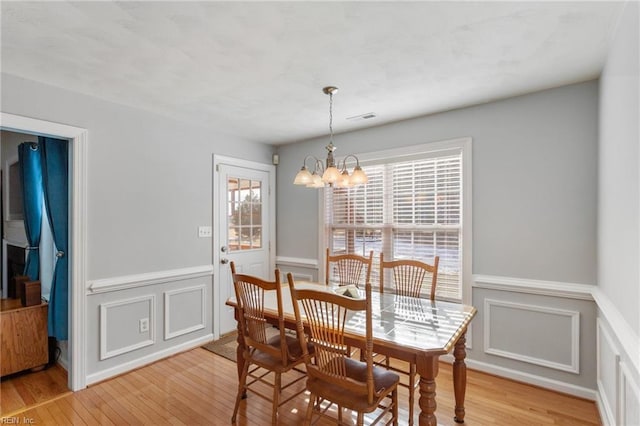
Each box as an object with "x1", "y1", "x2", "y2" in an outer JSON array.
[{"x1": 228, "y1": 177, "x2": 263, "y2": 251}]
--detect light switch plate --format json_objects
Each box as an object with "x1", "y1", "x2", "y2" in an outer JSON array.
[{"x1": 198, "y1": 226, "x2": 212, "y2": 238}]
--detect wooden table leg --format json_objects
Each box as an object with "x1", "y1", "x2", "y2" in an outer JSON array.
[
  {"x1": 453, "y1": 330, "x2": 468, "y2": 423},
  {"x1": 233, "y1": 306, "x2": 247, "y2": 399},
  {"x1": 416, "y1": 355, "x2": 439, "y2": 426}
]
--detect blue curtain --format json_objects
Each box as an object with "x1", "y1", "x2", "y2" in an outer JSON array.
[
  {"x1": 18, "y1": 143, "x2": 43, "y2": 281},
  {"x1": 39, "y1": 137, "x2": 69, "y2": 340}
]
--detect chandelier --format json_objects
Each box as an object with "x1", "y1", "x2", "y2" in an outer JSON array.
[{"x1": 293, "y1": 86, "x2": 368, "y2": 189}]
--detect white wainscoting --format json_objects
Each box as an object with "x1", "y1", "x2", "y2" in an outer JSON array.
[
  {"x1": 99, "y1": 295, "x2": 156, "y2": 360},
  {"x1": 276, "y1": 256, "x2": 318, "y2": 283},
  {"x1": 593, "y1": 287, "x2": 640, "y2": 426},
  {"x1": 483, "y1": 298, "x2": 581, "y2": 374},
  {"x1": 620, "y1": 361, "x2": 640, "y2": 426},
  {"x1": 474, "y1": 275, "x2": 639, "y2": 424},
  {"x1": 88, "y1": 265, "x2": 214, "y2": 387},
  {"x1": 597, "y1": 318, "x2": 620, "y2": 425},
  {"x1": 164, "y1": 285, "x2": 206, "y2": 340},
  {"x1": 279, "y1": 270, "x2": 313, "y2": 282}
]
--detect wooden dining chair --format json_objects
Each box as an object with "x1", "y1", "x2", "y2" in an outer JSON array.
[
  {"x1": 288, "y1": 274, "x2": 399, "y2": 426},
  {"x1": 378, "y1": 253, "x2": 439, "y2": 426},
  {"x1": 325, "y1": 248, "x2": 374, "y2": 287},
  {"x1": 230, "y1": 262, "x2": 309, "y2": 425}
]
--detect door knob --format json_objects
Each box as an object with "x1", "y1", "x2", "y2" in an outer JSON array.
[
  {"x1": 221, "y1": 246, "x2": 228, "y2": 253},
  {"x1": 220, "y1": 258, "x2": 229, "y2": 264}
]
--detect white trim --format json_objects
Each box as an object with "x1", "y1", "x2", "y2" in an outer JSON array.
[
  {"x1": 598, "y1": 391, "x2": 615, "y2": 426},
  {"x1": 275, "y1": 256, "x2": 319, "y2": 269},
  {"x1": 465, "y1": 358, "x2": 598, "y2": 401},
  {"x1": 484, "y1": 298, "x2": 581, "y2": 374},
  {"x1": 86, "y1": 334, "x2": 213, "y2": 386},
  {"x1": 592, "y1": 288, "x2": 640, "y2": 379},
  {"x1": 597, "y1": 318, "x2": 620, "y2": 426},
  {"x1": 620, "y1": 361, "x2": 640, "y2": 426},
  {"x1": 212, "y1": 154, "x2": 276, "y2": 340},
  {"x1": 356, "y1": 137, "x2": 472, "y2": 164},
  {"x1": 473, "y1": 274, "x2": 595, "y2": 300},
  {"x1": 164, "y1": 286, "x2": 206, "y2": 340},
  {"x1": 99, "y1": 295, "x2": 156, "y2": 360},
  {"x1": 0, "y1": 112, "x2": 88, "y2": 391},
  {"x1": 87, "y1": 265, "x2": 214, "y2": 294}
]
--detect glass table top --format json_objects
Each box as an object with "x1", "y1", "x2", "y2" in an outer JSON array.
[{"x1": 229, "y1": 281, "x2": 476, "y2": 354}]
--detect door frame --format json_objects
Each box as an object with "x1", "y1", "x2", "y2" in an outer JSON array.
[
  {"x1": 212, "y1": 154, "x2": 275, "y2": 339},
  {"x1": 0, "y1": 112, "x2": 88, "y2": 391}
]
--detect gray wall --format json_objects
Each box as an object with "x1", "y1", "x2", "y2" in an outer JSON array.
[
  {"x1": 277, "y1": 81, "x2": 598, "y2": 284},
  {"x1": 2, "y1": 73, "x2": 273, "y2": 279},
  {"x1": 1, "y1": 72, "x2": 274, "y2": 381},
  {"x1": 276, "y1": 81, "x2": 600, "y2": 393},
  {"x1": 596, "y1": 2, "x2": 640, "y2": 424},
  {"x1": 598, "y1": 1, "x2": 639, "y2": 336}
]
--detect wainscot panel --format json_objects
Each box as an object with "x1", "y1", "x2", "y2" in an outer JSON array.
[
  {"x1": 164, "y1": 285, "x2": 206, "y2": 340},
  {"x1": 99, "y1": 295, "x2": 155, "y2": 360}
]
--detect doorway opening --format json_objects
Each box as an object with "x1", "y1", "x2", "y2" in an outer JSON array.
[{"x1": 1, "y1": 112, "x2": 88, "y2": 396}]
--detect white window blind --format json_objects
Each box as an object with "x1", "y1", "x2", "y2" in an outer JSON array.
[{"x1": 324, "y1": 151, "x2": 463, "y2": 300}]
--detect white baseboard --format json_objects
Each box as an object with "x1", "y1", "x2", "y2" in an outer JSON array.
[
  {"x1": 85, "y1": 334, "x2": 213, "y2": 386},
  {"x1": 463, "y1": 358, "x2": 598, "y2": 401}
]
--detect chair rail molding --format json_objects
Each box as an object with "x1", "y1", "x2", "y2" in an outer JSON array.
[
  {"x1": 87, "y1": 265, "x2": 214, "y2": 294},
  {"x1": 473, "y1": 274, "x2": 595, "y2": 300},
  {"x1": 275, "y1": 256, "x2": 319, "y2": 269}
]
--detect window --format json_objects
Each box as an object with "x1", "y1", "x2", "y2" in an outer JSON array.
[{"x1": 323, "y1": 139, "x2": 471, "y2": 301}]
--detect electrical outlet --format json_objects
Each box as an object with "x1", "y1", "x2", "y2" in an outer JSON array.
[
  {"x1": 198, "y1": 226, "x2": 212, "y2": 238},
  {"x1": 139, "y1": 318, "x2": 149, "y2": 333}
]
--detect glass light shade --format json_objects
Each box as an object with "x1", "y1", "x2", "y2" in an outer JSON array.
[
  {"x1": 335, "y1": 170, "x2": 352, "y2": 188},
  {"x1": 350, "y1": 166, "x2": 368, "y2": 185},
  {"x1": 293, "y1": 167, "x2": 313, "y2": 185},
  {"x1": 307, "y1": 172, "x2": 324, "y2": 188},
  {"x1": 322, "y1": 166, "x2": 341, "y2": 183}
]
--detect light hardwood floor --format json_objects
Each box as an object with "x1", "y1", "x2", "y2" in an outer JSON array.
[{"x1": 0, "y1": 347, "x2": 601, "y2": 425}]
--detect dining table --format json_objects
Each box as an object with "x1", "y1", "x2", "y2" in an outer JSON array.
[{"x1": 226, "y1": 281, "x2": 477, "y2": 426}]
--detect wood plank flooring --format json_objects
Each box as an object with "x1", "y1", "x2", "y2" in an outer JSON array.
[
  {"x1": 0, "y1": 347, "x2": 601, "y2": 425},
  {"x1": 1, "y1": 364, "x2": 70, "y2": 416}
]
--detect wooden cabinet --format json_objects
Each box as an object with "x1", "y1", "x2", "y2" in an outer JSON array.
[{"x1": 1, "y1": 299, "x2": 48, "y2": 377}]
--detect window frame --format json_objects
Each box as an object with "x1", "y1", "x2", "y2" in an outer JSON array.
[{"x1": 318, "y1": 137, "x2": 472, "y2": 304}]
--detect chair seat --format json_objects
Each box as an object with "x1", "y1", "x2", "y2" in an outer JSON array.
[
  {"x1": 307, "y1": 357, "x2": 399, "y2": 412},
  {"x1": 249, "y1": 333, "x2": 311, "y2": 371}
]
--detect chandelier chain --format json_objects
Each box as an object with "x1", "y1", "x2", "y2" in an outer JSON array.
[{"x1": 329, "y1": 91, "x2": 334, "y2": 145}]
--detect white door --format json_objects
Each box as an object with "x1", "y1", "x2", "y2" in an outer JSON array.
[{"x1": 216, "y1": 161, "x2": 272, "y2": 336}]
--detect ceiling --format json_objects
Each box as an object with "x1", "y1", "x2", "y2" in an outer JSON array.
[{"x1": 1, "y1": 1, "x2": 624, "y2": 145}]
